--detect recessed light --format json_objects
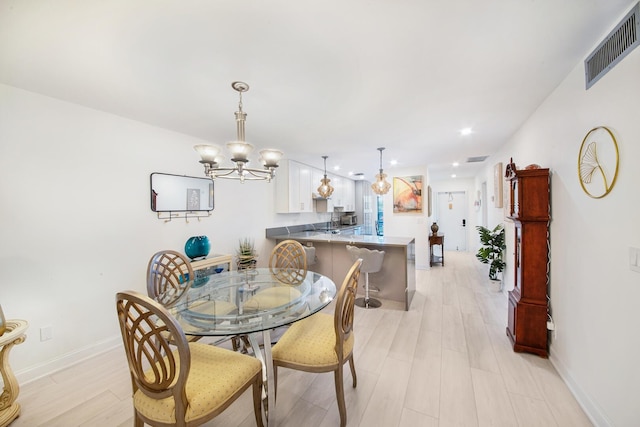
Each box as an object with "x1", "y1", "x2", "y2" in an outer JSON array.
[
  {"x1": 451, "y1": 174, "x2": 457, "y2": 178},
  {"x1": 390, "y1": 160, "x2": 398, "y2": 166},
  {"x1": 452, "y1": 162, "x2": 459, "y2": 167},
  {"x1": 333, "y1": 165, "x2": 340, "y2": 171},
  {"x1": 460, "y1": 127, "x2": 473, "y2": 136}
]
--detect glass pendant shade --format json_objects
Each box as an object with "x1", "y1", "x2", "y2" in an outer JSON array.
[
  {"x1": 317, "y1": 155, "x2": 334, "y2": 198},
  {"x1": 372, "y1": 172, "x2": 391, "y2": 195},
  {"x1": 259, "y1": 149, "x2": 284, "y2": 167},
  {"x1": 194, "y1": 144, "x2": 222, "y2": 164},
  {"x1": 226, "y1": 141, "x2": 254, "y2": 162},
  {"x1": 318, "y1": 177, "x2": 334, "y2": 198},
  {"x1": 371, "y1": 147, "x2": 391, "y2": 195}
]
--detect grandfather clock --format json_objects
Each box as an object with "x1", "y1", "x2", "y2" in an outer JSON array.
[{"x1": 505, "y1": 159, "x2": 550, "y2": 357}]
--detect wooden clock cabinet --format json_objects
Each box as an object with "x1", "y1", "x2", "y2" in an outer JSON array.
[{"x1": 505, "y1": 162, "x2": 550, "y2": 357}]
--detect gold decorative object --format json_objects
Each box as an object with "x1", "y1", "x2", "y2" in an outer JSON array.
[
  {"x1": 578, "y1": 126, "x2": 619, "y2": 198},
  {"x1": 0, "y1": 319, "x2": 28, "y2": 427}
]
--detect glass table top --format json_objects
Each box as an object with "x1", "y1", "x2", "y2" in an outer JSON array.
[{"x1": 164, "y1": 268, "x2": 337, "y2": 336}]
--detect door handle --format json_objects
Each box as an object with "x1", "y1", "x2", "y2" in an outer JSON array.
[{"x1": 462, "y1": 219, "x2": 466, "y2": 227}]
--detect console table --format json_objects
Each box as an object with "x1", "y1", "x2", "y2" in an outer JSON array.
[
  {"x1": 0, "y1": 319, "x2": 28, "y2": 427},
  {"x1": 429, "y1": 234, "x2": 444, "y2": 266},
  {"x1": 190, "y1": 254, "x2": 233, "y2": 273}
]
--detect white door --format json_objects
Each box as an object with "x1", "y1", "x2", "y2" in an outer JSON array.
[{"x1": 436, "y1": 191, "x2": 467, "y2": 251}]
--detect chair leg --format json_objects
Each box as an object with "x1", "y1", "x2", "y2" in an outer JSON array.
[
  {"x1": 348, "y1": 354, "x2": 357, "y2": 388},
  {"x1": 134, "y1": 411, "x2": 144, "y2": 427},
  {"x1": 334, "y1": 365, "x2": 347, "y2": 427},
  {"x1": 252, "y1": 374, "x2": 265, "y2": 427},
  {"x1": 273, "y1": 365, "x2": 278, "y2": 402}
]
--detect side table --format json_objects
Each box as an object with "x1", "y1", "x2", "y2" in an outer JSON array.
[
  {"x1": 0, "y1": 320, "x2": 28, "y2": 427},
  {"x1": 429, "y1": 234, "x2": 444, "y2": 267},
  {"x1": 190, "y1": 253, "x2": 233, "y2": 273}
]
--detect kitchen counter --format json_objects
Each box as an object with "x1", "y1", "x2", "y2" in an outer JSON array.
[
  {"x1": 269, "y1": 231, "x2": 414, "y2": 247},
  {"x1": 268, "y1": 231, "x2": 416, "y2": 310}
]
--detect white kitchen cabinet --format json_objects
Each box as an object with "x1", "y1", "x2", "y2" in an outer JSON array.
[
  {"x1": 275, "y1": 160, "x2": 313, "y2": 213},
  {"x1": 342, "y1": 178, "x2": 356, "y2": 211}
]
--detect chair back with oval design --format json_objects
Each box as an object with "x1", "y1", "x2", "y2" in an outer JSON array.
[
  {"x1": 335, "y1": 258, "x2": 362, "y2": 361},
  {"x1": 147, "y1": 250, "x2": 194, "y2": 306},
  {"x1": 268, "y1": 240, "x2": 308, "y2": 285},
  {"x1": 116, "y1": 291, "x2": 190, "y2": 410}
]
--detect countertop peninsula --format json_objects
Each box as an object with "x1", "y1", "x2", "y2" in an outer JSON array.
[
  {"x1": 268, "y1": 229, "x2": 415, "y2": 310},
  {"x1": 269, "y1": 231, "x2": 414, "y2": 247}
]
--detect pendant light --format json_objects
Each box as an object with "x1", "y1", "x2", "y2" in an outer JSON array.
[
  {"x1": 317, "y1": 155, "x2": 334, "y2": 198},
  {"x1": 371, "y1": 147, "x2": 391, "y2": 195}
]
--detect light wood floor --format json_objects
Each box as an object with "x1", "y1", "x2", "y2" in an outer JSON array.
[{"x1": 11, "y1": 251, "x2": 593, "y2": 427}]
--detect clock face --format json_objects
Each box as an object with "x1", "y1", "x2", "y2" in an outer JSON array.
[{"x1": 578, "y1": 126, "x2": 619, "y2": 199}]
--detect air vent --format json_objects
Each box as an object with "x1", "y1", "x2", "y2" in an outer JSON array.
[
  {"x1": 467, "y1": 156, "x2": 488, "y2": 163},
  {"x1": 585, "y1": 2, "x2": 639, "y2": 89}
]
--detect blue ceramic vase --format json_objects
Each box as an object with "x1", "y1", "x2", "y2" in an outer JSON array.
[{"x1": 184, "y1": 236, "x2": 211, "y2": 260}]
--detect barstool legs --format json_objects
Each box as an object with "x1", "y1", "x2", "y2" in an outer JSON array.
[{"x1": 355, "y1": 272, "x2": 382, "y2": 309}]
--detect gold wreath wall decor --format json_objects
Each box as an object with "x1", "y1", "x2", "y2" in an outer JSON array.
[{"x1": 578, "y1": 126, "x2": 619, "y2": 199}]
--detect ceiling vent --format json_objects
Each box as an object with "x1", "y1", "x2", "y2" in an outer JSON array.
[
  {"x1": 467, "y1": 156, "x2": 488, "y2": 163},
  {"x1": 585, "y1": 2, "x2": 639, "y2": 89}
]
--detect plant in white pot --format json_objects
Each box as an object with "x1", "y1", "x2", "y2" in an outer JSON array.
[{"x1": 476, "y1": 224, "x2": 506, "y2": 291}]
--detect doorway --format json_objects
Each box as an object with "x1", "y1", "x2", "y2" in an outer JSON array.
[{"x1": 436, "y1": 191, "x2": 467, "y2": 251}]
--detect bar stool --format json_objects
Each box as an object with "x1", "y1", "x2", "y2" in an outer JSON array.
[
  {"x1": 346, "y1": 245, "x2": 385, "y2": 309},
  {"x1": 303, "y1": 245, "x2": 317, "y2": 266}
]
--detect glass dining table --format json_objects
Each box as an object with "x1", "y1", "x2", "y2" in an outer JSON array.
[{"x1": 162, "y1": 267, "x2": 337, "y2": 426}]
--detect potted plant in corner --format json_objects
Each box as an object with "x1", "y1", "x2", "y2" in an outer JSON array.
[
  {"x1": 476, "y1": 224, "x2": 506, "y2": 291},
  {"x1": 236, "y1": 237, "x2": 258, "y2": 270}
]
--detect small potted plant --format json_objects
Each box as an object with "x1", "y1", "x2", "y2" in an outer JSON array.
[
  {"x1": 476, "y1": 224, "x2": 506, "y2": 290},
  {"x1": 236, "y1": 238, "x2": 258, "y2": 270}
]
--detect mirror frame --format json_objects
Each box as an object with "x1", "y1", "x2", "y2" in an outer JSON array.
[{"x1": 150, "y1": 172, "x2": 214, "y2": 213}]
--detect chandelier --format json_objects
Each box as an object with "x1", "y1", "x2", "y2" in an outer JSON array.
[
  {"x1": 371, "y1": 147, "x2": 391, "y2": 195},
  {"x1": 317, "y1": 155, "x2": 334, "y2": 198},
  {"x1": 194, "y1": 81, "x2": 284, "y2": 182}
]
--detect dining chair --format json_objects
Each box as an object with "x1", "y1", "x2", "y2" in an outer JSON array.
[
  {"x1": 146, "y1": 249, "x2": 240, "y2": 348},
  {"x1": 115, "y1": 291, "x2": 264, "y2": 427},
  {"x1": 146, "y1": 250, "x2": 195, "y2": 307},
  {"x1": 268, "y1": 239, "x2": 308, "y2": 285},
  {"x1": 271, "y1": 258, "x2": 363, "y2": 427}
]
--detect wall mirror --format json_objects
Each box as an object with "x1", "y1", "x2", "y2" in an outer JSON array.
[{"x1": 150, "y1": 173, "x2": 214, "y2": 212}]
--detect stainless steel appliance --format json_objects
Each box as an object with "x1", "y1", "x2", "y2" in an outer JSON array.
[{"x1": 341, "y1": 214, "x2": 357, "y2": 226}]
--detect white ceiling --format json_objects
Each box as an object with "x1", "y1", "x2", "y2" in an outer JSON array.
[{"x1": 0, "y1": 0, "x2": 634, "y2": 181}]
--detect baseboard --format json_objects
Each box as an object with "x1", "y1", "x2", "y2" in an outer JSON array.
[
  {"x1": 15, "y1": 335, "x2": 121, "y2": 385},
  {"x1": 549, "y1": 349, "x2": 612, "y2": 427}
]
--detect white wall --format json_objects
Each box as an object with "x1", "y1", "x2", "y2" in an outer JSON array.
[
  {"x1": 379, "y1": 165, "x2": 431, "y2": 269},
  {"x1": 0, "y1": 83, "x2": 309, "y2": 380},
  {"x1": 472, "y1": 16, "x2": 640, "y2": 426}
]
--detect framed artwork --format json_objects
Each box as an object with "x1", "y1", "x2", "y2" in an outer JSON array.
[
  {"x1": 494, "y1": 162, "x2": 503, "y2": 208},
  {"x1": 393, "y1": 175, "x2": 423, "y2": 213},
  {"x1": 186, "y1": 188, "x2": 200, "y2": 210}
]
